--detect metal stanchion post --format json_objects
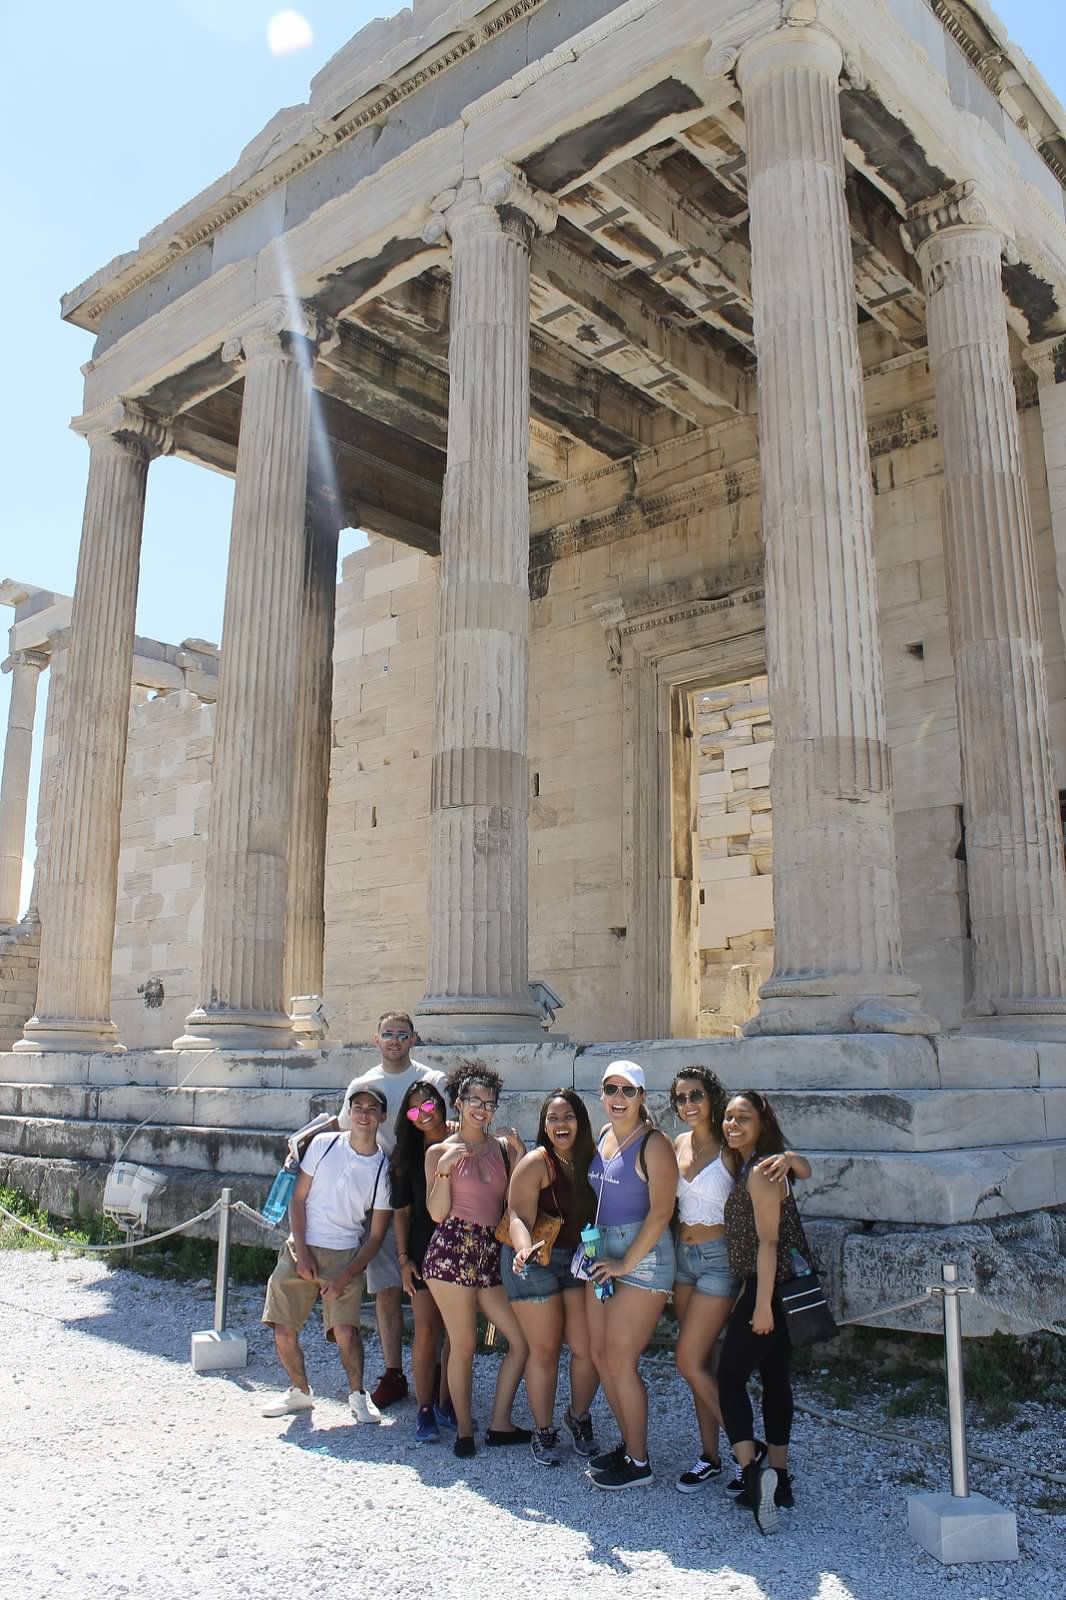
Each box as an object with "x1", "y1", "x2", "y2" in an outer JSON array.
[
  {"x1": 941, "y1": 1263, "x2": 969, "y2": 1499},
  {"x1": 191, "y1": 1186, "x2": 247, "y2": 1374},
  {"x1": 906, "y1": 1259, "x2": 1017, "y2": 1564},
  {"x1": 214, "y1": 1187, "x2": 232, "y2": 1336}
]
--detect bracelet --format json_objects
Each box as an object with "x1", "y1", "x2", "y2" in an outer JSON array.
[{"x1": 397, "y1": 1253, "x2": 410, "y2": 1265}]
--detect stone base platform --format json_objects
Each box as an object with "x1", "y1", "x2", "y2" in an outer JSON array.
[{"x1": 1, "y1": 1033, "x2": 1063, "y2": 1334}]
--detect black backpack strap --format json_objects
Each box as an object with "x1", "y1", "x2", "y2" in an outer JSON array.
[
  {"x1": 637, "y1": 1128, "x2": 654, "y2": 1181},
  {"x1": 498, "y1": 1137, "x2": 512, "y2": 1179}
]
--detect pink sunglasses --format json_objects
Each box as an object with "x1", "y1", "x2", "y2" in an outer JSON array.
[{"x1": 406, "y1": 1099, "x2": 439, "y2": 1122}]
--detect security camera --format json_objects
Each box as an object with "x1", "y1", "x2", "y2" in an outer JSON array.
[{"x1": 103, "y1": 1162, "x2": 168, "y2": 1230}]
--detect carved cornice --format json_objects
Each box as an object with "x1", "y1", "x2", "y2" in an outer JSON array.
[
  {"x1": 69, "y1": 0, "x2": 552, "y2": 329},
  {"x1": 221, "y1": 300, "x2": 338, "y2": 367},
  {"x1": 71, "y1": 399, "x2": 173, "y2": 459},
  {"x1": 592, "y1": 565, "x2": 766, "y2": 670},
  {"x1": 423, "y1": 164, "x2": 557, "y2": 245}
]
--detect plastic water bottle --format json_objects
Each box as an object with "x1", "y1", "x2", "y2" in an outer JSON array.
[
  {"x1": 262, "y1": 1165, "x2": 298, "y2": 1226},
  {"x1": 789, "y1": 1247, "x2": 811, "y2": 1278},
  {"x1": 581, "y1": 1224, "x2": 615, "y2": 1301}
]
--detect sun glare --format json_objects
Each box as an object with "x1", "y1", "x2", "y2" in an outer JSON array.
[{"x1": 267, "y1": 10, "x2": 314, "y2": 56}]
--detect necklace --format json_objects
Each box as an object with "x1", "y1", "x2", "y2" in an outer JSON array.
[{"x1": 691, "y1": 1133, "x2": 718, "y2": 1163}]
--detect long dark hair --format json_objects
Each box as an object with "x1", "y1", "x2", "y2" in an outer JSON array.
[
  {"x1": 670, "y1": 1065, "x2": 727, "y2": 1141},
  {"x1": 536, "y1": 1088, "x2": 596, "y2": 1226},
  {"x1": 390, "y1": 1081, "x2": 449, "y2": 1189},
  {"x1": 726, "y1": 1089, "x2": 788, "y2": 1158}
]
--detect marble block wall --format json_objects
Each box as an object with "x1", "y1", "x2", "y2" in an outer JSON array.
[{"x1": 110, "y1": 691, "x2": 213, "y2": 1049}]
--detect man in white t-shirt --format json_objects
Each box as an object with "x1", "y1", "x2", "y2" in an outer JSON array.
[
  {"x1": 261, "y1": 1085, "x2": 393, "y2": 1421},
  {"x1": 342, "y1": 1010, "x2": 446, "y2": 1410}
]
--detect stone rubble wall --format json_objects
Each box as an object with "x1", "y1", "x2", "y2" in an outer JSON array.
[
  {"x1": 0, "y1": 919, "x2": 40, "y2": 1051},
  {"x1": 110, "y1": 691, "x2": 213, "y2": 1050},
  {"x1": 696, "y1": 675, "x2": 774, "y2": 1035}
]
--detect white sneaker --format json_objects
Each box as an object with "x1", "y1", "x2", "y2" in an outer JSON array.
[
  {"x1": 262, "y1": 1386, "x2": 314, "y2": 1417},
  {"x1": 349, "y1": 1389, "x2": 382, "y2": 1424}
]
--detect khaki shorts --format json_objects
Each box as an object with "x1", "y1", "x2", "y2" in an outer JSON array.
[{"x1": 261, "y1": 1240, "x2": 366, "y2": 1342}]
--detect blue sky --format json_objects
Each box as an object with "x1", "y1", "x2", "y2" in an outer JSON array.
[{"x1": 1, "y1": 1, "x2": 1064, "y2": 911}]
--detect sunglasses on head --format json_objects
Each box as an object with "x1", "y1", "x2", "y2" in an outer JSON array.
[
  {"x1": 602, "y1": 1081, "x2": 640, "y2": 1099},
  {"x1": 674, "y1": 1088, "x2": 706, "y2": 1106},
  {"x1": 406, "y1": 1099, "x2": 439, "y2": 1122}
]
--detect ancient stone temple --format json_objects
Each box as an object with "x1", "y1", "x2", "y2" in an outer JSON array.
[{"x1": 3, "y1": 0, "x2": 1066, "y2": 1326}]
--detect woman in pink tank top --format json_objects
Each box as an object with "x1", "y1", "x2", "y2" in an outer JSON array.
[{"x1": 422, "y1": 1064, "x2": 529, "y2": 1459}]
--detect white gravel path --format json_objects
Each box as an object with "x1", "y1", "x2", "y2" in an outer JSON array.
[{"x1": 1, "y1": 1253, "x2": 1062, "y2": 1600}]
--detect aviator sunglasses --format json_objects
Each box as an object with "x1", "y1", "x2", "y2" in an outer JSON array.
[
  {"x1": 406, "y1": 1099, "x2": 440, "y2": 1122},
  {"x1": 674, "y1": 1088, "x2": 707, "y2": 1106},
  {"x1": 602, "y1": 1081, "x2": 640, "y2": 1099}
]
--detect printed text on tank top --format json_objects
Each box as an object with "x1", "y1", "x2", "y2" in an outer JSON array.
[
  {"x1": 677, "y1": 1146, "x2": 734, "y2": 1241},
  {"x1": 589, "y1": 1126, "x2": 649, "y2": 1228}
]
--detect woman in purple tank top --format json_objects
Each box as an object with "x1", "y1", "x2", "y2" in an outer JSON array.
[{"x1": 584, "y1": 1060, "x2": 677, "y2": 1493}]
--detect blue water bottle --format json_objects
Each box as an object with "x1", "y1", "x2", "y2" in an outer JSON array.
[
  {"x1": 262, "y1": 1165, "x2": 298, "y2": 1226},
  {"x1": 581, "y1": 1224, "x2": 614, "y2": 1301}
]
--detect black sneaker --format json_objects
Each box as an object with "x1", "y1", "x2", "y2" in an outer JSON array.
[
  {"x1": 589, "y1": 1454, "x2": 654, "y2": 1491},
  {"x1": 726, "y1": 1440, "x2": 766, "y2": 1496},
  {"x1": 563, "y1": 1407, "x2": 598, "y2": 1459},
  {"x1": 774, "y1": 1469, "x2": 795, "y2": 1509},
  {"x1": 588, "y1": 1441, "x2": 627, "y2": 1473},
  {"x1": 675, "y1": 1455, "x2": 722, "y2": 1493},
  {"x1": 531, "y1": 1427, "x2": 562, "y2": 1468},
  {"x1": 742, "y1": 1460, "x2": 778, "y2": 1535}
]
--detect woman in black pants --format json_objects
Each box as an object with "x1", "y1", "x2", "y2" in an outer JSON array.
[{"x1": 719, "y1": 1090, "x2": 810, "y2": 1537}]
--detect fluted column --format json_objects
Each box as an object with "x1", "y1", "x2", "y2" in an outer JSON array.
[
  {"x1": 415, "y1": 167, "x2": 557, "y2": 1041},
  {"x1": 1025, "y1": 337, "x2": 1066, "y2": 688},
  {"x1": 0, "y1": 649, "x2": 47, "y2": 926},
  {"x1": 908, "y1": 186, "x2": 1066, "y2": 1029},
  {"x1": 16, "y1": 404, "x2": 170, "y2": 1052},
  {"x1": 284, "y1": 486, "x2": 342, "y2": 1009},
  {"x1": 175, "y1": 305, "x2": 330, "y2": 1050},
  {"x1": 738, "y1": 26, "x2": 929, "y2": 1036}
]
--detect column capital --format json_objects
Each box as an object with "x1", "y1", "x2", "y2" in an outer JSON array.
[
  {"x1": 736, "y1": 21, "x2": 844, "y2": 91},
  {"x1": 2, "y1": 648, "x2": 49, "y2": 677},
  {"x1": 71, "y1": 399, "x2": 173, "y2": 460},
  {"x1": 1024, "y1": 335, "x2": 1066, "y2": 389},
  {"x1": 221, "y1": 299, "x2": 338, "y2": 368},
  {"x1": 422, "y1": 164, "x2": 557, "y2": 246},
  {"x1": 902, "y1": 181, "x2": 1017, "y2": 264}
]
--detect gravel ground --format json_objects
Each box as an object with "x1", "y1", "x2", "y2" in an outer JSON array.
[{"x1": 1, "y1": 1252, "x2": 1063, "y2": 1600}]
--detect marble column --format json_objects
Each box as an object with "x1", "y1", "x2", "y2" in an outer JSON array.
[
  {"x1": 737, "y1": 26, "x2": 929, "y2": 1036},
  {"x1": 1025, "y1": 337, "x2": 1066, "y2": 685},
  {"x1": 415, "y1": 168, "x2": 556, "y2": 1041},
  {"x1": 907, "y1": 185, "x2": 1066, "y2": 1030},
  {"x1": 16, "y1": 404, "x2": 170, "y2": 1052},
  {"x1": 175, "y1": 306, "x2": 329, "y2": 1050},
  {"x1": 0, "y1": 649, "x2": 47, "y2": 927},
  {"x1": 284, "y1": 486, "x2": 342, "y2": 1010}
]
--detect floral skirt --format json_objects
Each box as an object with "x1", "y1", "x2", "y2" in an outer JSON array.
[{"x1": 421, "y1": 1215, "x2": 501, "y2": 1290}]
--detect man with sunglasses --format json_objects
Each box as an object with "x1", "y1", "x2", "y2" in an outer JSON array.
[{"x1": 341, "y1": 1011, "x2": 446, "y2": 1410}]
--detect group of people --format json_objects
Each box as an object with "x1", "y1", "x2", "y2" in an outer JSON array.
[{"x1": 259, "y1": 1011, "x2": 816, "y2": 1536}]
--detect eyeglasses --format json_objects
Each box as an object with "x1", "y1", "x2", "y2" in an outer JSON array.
[
  {"x1": 406, "y1": 1100, "x2": 438, "y2": 1122},
  {"x1": 674, "y1": 1089, "x2": 707, "y2": 1107},
  {"x1": 380, "y1": 1030, "x2": 412, "y2": 1041},
  {"x1": 602, "y1": 1082, "x2": 640, "y2": 1099},
  {"x1": 464, "y1": 1096, "x2": 498, "y2": 1112}
]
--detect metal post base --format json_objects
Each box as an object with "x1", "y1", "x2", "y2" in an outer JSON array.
[
  {"x1": 190, "y1": 1330, "x2": 248, "y2": 1373},
  {"x1": 908, "y1": 1492, "x2": 1019, "y2": 1564}
]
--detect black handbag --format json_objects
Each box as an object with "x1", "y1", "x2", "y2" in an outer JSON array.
[{"x1": 777, "y1": 1255, "x2": 838, "y2": 1347}]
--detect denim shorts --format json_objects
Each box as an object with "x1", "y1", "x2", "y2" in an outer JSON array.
[
  {"x1": 599, "y1": 1222, "x2": 676, "y2": 1294},
  {"x1": 501, "y1": 1244, "x2": 582, "y2": 1302},
  {"x1": 674, "y1": 1235, "x2": 741, "y2": 1300}
]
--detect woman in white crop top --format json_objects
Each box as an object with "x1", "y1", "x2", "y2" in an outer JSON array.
[{"x1": 670, "y1": 1067, "x2": 810, "y2": 1494}]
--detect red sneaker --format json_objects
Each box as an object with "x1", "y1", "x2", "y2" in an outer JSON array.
[{"x1": 370, "y1": 1368, "x2": 409, "y2": 1409}]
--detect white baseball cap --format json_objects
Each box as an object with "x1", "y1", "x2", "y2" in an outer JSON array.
[
  {"x1": 602, "y1": 1060, "x2": 646, "y2": 1091},
  {"x1": 338, "y1": 1079, "x2": 388, "y2": 1128}
]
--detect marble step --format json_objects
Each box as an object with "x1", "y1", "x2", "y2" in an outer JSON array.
[{"x1": 1, "y1": 1080, "x2": 1061, "y2": 1153}]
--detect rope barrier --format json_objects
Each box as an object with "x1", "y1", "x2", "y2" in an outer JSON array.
[
  {"x1": 836, "y1": 1290, "x2": 935, "y2": 1326},
  {"x1": 231, "y1": 1200, "x2": 284, "y2": 1234},
  {"x1": 0, "y1": 1198, "x2": 222, "y2": 1254}
]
